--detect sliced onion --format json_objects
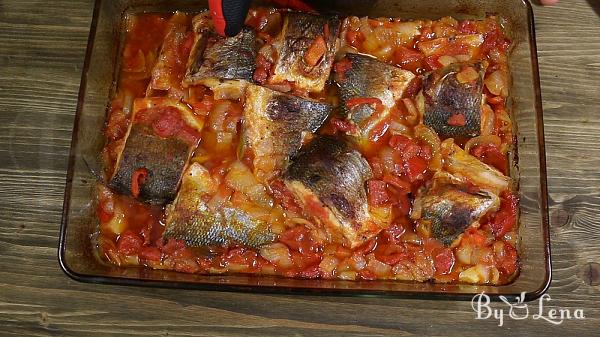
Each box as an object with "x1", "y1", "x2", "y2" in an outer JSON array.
[
  {"x1": 464, "y1": 134, "x2": 502, "y2": 153},
  {"x1": 225, "y1": 161, "x2": 273, "y2": 208},
  {"x1": 480, "y1": 104, "x2": 495, "y2": 136},
  {"x1": 260, "y1": 243, "x2": 293, "y2": 269},
  {"x1": 485, "y1": 70, "x2": 509, "y2": 97},
  {"x1": 414, "y1": 124, "x2": 442, "y2": 171}
]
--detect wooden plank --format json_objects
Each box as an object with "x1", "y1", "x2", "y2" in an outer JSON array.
[{"x1": 1, "y1": 0, "x2": 599, "y2": 335}]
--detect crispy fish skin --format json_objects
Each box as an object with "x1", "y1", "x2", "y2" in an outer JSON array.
[
  {"x1": 163, "y1": 163, "x2": 275, "y2": 248},
  {"x1": 284, "y1": 137, "x2": 385, "y2": 248},
  {"x1": 108, "y1": 124, "x2": 192, "y2": 204},
  {"x1": 244, "y1": 85, "x2": 332, "y2": 181},
  {"x1": 335, "y1": 53, "x2": 413, "y2": 123},
  {"x1": 412, "y1": 172, "x2": 500, "y2": 246},
  {"x1": 184, "y1": 12, "x2": 257, "y2": 86},
  {"x1": 334, "y1": 53, "x2": 415, "y2": 137},
  {"x1": 269, "y1": 12, "x2": 340, "y2": 92},
  {"x1": 423, "y1": 63, "x2": 484, "y2": 138}
]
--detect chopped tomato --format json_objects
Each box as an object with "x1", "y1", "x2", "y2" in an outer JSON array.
[
  {"x1": 405, "y1": 156, "x2": 428, "y2": 182},
  {"x1": 388, "y1": 134, "x2": 411, "y2": 151},
  {"x1": 394, "y1": 192, "x2": 412, "y2": 216},
  {"x1": 270, "y1": 180, "x2": 302, "y2": 214},
  {"x1": 471, "y1": 144, "x2": 508, "y2": 174},
  {"x1": 433, "y1": 248, "x2": 455, "y2": 275},
  {"x1": 381, "y1": 222, "x2": 406, "y2": 244},
  {"x1": 152, "y1": 108, "x2": 183, "y2": 138},
  {"x1": 488, "y1": 192, "x2": 518, "y2": 238},
  {"x1": 358, "y1": 269, "x2": 377, "y2": 280},
  {"x1": 382, "y1": 173, "x2": 411, "y2": 191},
  {"x1": 131, "y1": 167, "x2": 148, "y2": 198},
  {"x1": 117, "y1": 231, "x2": 143, "y2": 255},
  {"x1": 160, "y1": 238, "x2": 186, "y2": 255},
  {"x1": 367, "y1": 179, "x2": 390, "y2": 206},
  {"x1": 330, "y1": 117, "x2": 358, "y2": 134},
  {"x1": 392, "y1": 46, "x2": 424, "y2": 71},
  {"x1": 345, "y1": 30, "x2": 364, "y2": 47},
  {"x1": 458, "y1": 20, "x2": 477, "y2": 34},
  {"x1": 447, "y1": 113, "x2": 466, "y2": 126},
  {"x1": 374, "y1": 243, "x2": 407, "y2": 265},
  {"x1": 279, "y1": 226, "x2": 319, "y2": 254},
  {"x1": 424, "y1": 56, "x2": 442, "y2": 71},
  {"x1": 254, "y1": 54, "x2": 272, "y2": 84},
  {"x1": 354, "y1": 239, "x2": 377, "y2": 255},
  {"x1": 190, "y1": 94, "x2": 214, "y2": 116},
  {"x1": 304, "y1": 35, "x2": 326, "y2": 66},
  {"x1": 497, "y1": 242, "x2": 518, "y2": 275},
  {"x1": 139, "y1": 246, "x2": 162, "y2": 261}
]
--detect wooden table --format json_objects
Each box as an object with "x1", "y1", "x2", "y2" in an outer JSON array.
[{"x1": 1, "y1": 0, "x2": 599, "y2": 335}]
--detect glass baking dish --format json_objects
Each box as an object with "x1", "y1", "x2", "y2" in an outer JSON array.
[{"x1": 59, "y1": 0, "x2": 551, "y2": 301}]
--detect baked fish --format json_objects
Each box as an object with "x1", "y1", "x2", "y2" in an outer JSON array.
[
  {"x1": 108, "y1": 98, "x2": 203, "y2": 204},
  {"x1": 333, "y1": 53, "x2": 414, "y2": 138},
  {"x1": 422, "y1": 63, "x2": 485, "y2": 138},
  {"x1": 147, "y1": 12, "x2": 191, "y2": 97},
  {"x1": 440, "y1": 138, "x2": 510, "y2": 195},
  {"x1": 184, "y1": 12, "x2": 257, "y2": 86},
  {"x1": 284, "y1": 137, "x2": 387, "y2": 248},
  {"x1": 412, "y1": 171, "x2": 500, "y2": 246},
  {"x1": 163, "y1": 162, "x2": 275, "y2": 248},
  {"x1": 243, "y1": 84, "x2": 331, "y2": 182},
  {"x1": 268, "y1": 12, "x2": 340, "y2": 93}
]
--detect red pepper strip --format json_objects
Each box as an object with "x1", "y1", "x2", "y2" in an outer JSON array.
[
  {"x1": 270, "y1": 0, "x2": 314, "y2": 12},
  {"x1": 346, "y1": 97, "x2": 384, "y2": 115},
  {"x1": 131, "y1": 167, "x2": 149, "y2": 198}
]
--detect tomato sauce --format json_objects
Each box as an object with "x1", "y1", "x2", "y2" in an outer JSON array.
[{"x1": 96, "y1": 11, "x2": 518, "y2": 285}]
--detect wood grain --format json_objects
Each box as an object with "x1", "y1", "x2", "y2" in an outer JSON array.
[{"x1": 1, "y1": 0, "x2": 599, "y2": 335}]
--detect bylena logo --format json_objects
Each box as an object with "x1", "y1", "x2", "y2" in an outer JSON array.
[{"x1": 471, "y1": 292, "x2": 585, "y2": 326}]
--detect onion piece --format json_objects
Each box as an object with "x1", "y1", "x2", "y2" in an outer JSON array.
[
  {"x1": 260, "y1": 243, "x2": 293, "y2": 269},
  {"x1": 464, "y1": 134, "x2": 502, "y2": 154},
  {"x1": 414, "y1": 124, "x2": 442, "y2": 171},
  {"x1": 485, "y1": 70, "x2": 509, "y2": 97}
]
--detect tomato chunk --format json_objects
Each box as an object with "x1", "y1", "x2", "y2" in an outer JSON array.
[
  {"x1": 433, "y1": 248, "x2": 455, "y2": 275},
  {"x1": 367, "y1": 179, "x2": 390, "y2": 206},
  {"x1": 304, "y1": 35, "x2": 327, "y2": 66},
  {"x1": 117, "y1": 231, "x2": 143, "y2": 255}
]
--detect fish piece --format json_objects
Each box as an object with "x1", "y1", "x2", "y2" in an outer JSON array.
[
  {"x1": 243, "y1": 84, "x2": 332, "y2": 181},
  {"x1": 334, "y1": 53, "x2": 414, "y2": 138},
  {"x1": 268, "y1": 12, "x2": 340, "y2": 93},
  {"x1": 412, "y1": 171, "x2": 500, "y2": 246},
  {"x1": 108, "y1": 98, "x2": 203, "y2": 204},
  {"x1": 422, "y1": 63, "x2": 485, "y2": 138},
  {"x1": 184, "y1": 12, "x2": 257, "y2": 86},
  {"x1": 147, "y1": 12, "x2": 191, "y2": 97},
  {"x1": 440, "y1": 138, "x2": 510, "y2": 195},
  {"x1": 284, "y1": 137, "x2": 388, "y2": 248},
  {"x1": 163, "y1": 162, "x2": 276, "y2": 248}
]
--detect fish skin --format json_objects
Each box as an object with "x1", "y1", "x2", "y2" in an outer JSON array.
[
  {"x1": 163, "y1": 163, "x2": 275, "y2": 248},
  {"x1": 412, "y1": 172, "x2": 500, "y2": 246},
  {"x1": 184, "y1": 20, "x2": 257, "y2": 85},
  {"x1": 423, "y1": 63, "x2": 484, "y2": 138},
  {"x1": 109, "y1": 124, "x2": 192, "y2": 204},
  {"x1": 335, "y1": 53, "x2": 415, "y2": 131},
  {"x1": 244, "y1": 84, "x2": 332, "y2": 181},
  {"x1": 284, "y1": 136, "x2": 385, "y2": 248},
  {"x1": 269, "y1": 12, "x2": 340, "y2": 93}
]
